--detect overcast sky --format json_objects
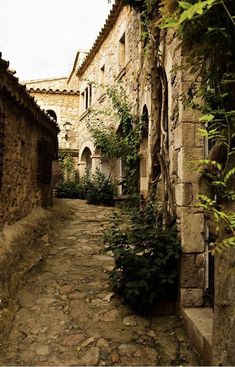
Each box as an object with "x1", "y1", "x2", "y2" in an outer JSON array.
[{"x1": 0, "y1": 0, "x2": 113, "y2": 81}]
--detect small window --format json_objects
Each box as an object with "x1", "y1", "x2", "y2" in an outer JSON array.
[
  {"x1": 82, "y1": 85, "x2": 93, "y2": 113},
  {"x1": 81, "y1": 91, "x2": 85, "y2": 113},
  {"x1": 100, "y1": 65, "x2": 105, "y2": 89},
  {"x1": 37, "y1": 139, "x2": 52, "y2": 184},
  {"x1": 85, "y1": 87, "x2": 89, "y2": 110},
  {"x1": 46, "y1": 109, "x2": 57, "y2": 122},
  {"x1": 0, "y1": 110, "x2": 4, "y2": 188},
  {"x1": 89, "y1": 84, "x2": 92, "y2": 106},
  {"x1": 119, "y1": 33, "x2": 126, "y2": 68}
]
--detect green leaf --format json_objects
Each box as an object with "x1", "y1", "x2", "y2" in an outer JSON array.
[
  {"x1": 178, "y1": 1, "x2": 192, "y2": 10},
  {"x1": 199, "y1": 114, "x2": 214, "y2": 122},
  {"x1": 224, "y1": 167, "x2": 235, "y2": 183}
]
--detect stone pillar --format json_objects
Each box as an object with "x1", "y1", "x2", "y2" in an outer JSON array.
[
  {"x1": 174, "y1": 81, "x2": 206, "y2": 308},
  {"x1": 91, "y1": 155, "x2": 101, "y2": 175},
  {"x1": 78, "y1": 162, "x2": 86, "y2": 177}
]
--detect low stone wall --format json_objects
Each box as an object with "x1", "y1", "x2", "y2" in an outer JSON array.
[{"x1": 0, "y1": 205, "x2": 61, "y2": 346}]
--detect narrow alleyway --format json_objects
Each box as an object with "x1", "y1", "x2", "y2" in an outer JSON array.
[{"x1": 0, "y1": 199, "x2": 200, "y2": 366}]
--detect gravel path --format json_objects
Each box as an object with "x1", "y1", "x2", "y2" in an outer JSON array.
[{"x1": 0, "y1": 199, "x2": 200, "y2": 366}]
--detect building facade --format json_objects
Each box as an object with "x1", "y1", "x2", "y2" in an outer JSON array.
[
  {"x1": 24, "y1": 1, "x2": 235, "y2": 364},
  {"x1": 0, "y1": 53, "x2": 59, "y2": 230}
]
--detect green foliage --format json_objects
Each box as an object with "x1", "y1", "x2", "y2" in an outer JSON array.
[
  {"x1": 58, "y1": 151, "x2": 74, "y2": 172},
  {"x1": 159, "y1": 0, "x2": 235, "y2": 252},
  {"x1": 86, "y1": 168, "x2": 117, "y2": 206},
  {"x1": 56, "y1": 168, "x2": 116, "y2": 206},
  {"x1": 56, "y1": 180, "x2": 81, "y2": 199},
  {"x1": 104, "y1": 201, "x2": 180, "y2": 312},
  {"x1": 87, "y1": 84, "x2": 143, "y2": 197},
  {"x1": 123, "y1": 0, "x2": 235, "y2": 252}
]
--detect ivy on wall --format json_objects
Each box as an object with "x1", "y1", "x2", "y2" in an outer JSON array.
[
  {"x1": 123, "y1": 0, "x2": 235, "y2": 250},
  {"x1": 87, "y1": 84, "x2": 143, "y2": 197}
]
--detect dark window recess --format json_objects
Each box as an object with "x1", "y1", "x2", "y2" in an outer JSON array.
[
  {"x1": 0, "y1": 111, "x2": 4, "y2": 188},
  {"x1": 37, "y1": 139, "x2": 52, "y2": 184},
  {"x1": 46, "y1": 109, "x2": 57, "y2": 122}
]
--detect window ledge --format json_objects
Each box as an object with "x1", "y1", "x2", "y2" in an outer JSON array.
[
  {"x1": 182, "y1": 307, "x2": 213, "y2": 365},
  {"x1": 98, "y1": 93, "x2": 107, "y2": 103},
  {"x1": 79, "y1": 109, "x2": 90, "y2": 121},
  {"x1": 116, "y1": 66, "x2": 126, "y2": 81}
]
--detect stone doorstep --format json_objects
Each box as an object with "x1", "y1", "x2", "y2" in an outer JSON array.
[{"x1": 182, "y1": 307, "x2": 213, "y2": 366}]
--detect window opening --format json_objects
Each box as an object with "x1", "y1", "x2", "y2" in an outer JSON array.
[
  {"x1": 119, "y1": 33, "x2": 126, "y2": 68},
  {"x1": 46, "y1": 109, "x2": 57, "y2": 122}
]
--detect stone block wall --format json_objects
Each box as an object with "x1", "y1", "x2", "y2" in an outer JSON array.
[
  {"x1": 77, "y1": 5, "x2": 152, "y2": 193},
  {"x1": 163, "y1": 31, "x2": 206, "y2": 308},
  {"x1": 28, "y1": 91, "x2": 80, "y2": 151},
  {"x1": 0, "y1": 96, "x2": 57, "y2": 228},
  {"x1": 0, "y1": 56, "x2": 59, "y2": 229}
]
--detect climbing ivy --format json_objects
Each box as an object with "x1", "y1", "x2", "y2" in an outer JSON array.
[
  {"x1": 87, "y1": 84, "x2": 143, "y2": 198},
  {"x1": 124, "y1": 0, "x2": 235, "y2": 251},
  {"x1": 159, "y1": 0, "x2": 235, "y2": 252},
  {"x1": 58, "y1": 151, "x2": 75, "y2": 179}
]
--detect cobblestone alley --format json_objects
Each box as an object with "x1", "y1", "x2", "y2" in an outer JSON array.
[{"x1": 0, "y1": 199, "x2": 200, "y2": 366}]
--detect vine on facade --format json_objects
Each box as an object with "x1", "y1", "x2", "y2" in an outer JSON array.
[
  {"x1": 123, "y1": 0, "x2": 235, "y2": 251},
  {"x1": 159, "y1": 0, "x2": 235, "y2": 251},
  {"x1": 87, "y1": 84, "x2": 143, "y2": 197}
]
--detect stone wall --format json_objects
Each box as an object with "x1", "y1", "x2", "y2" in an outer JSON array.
[
  {"x1": 76, "y1": 4, "x2": 151, "y2": 194},
  {"x1": 162, "y1": 31, "x2": 206, "y2": 308},
  {"x1": 0, "y1": 55, "x2": 59, "y2": 230},
  {"x1": 28, "y1": 91, "x2": 80, "y2": 151}
]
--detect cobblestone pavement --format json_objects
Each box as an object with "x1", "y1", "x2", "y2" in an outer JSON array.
[{"x1": 0, "y1": 199, "x2": 200, "y2": 366}]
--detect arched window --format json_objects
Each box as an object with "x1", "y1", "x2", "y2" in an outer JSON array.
[
  {"x1": 46, "y1": 109, "x2": 57, "y2": 122},
  {"x1": 141, "y1": 105, "x2": 149, "y2": 139},
  {"x1": 139, "y1": 105, "x2": 149, "y2": 197}
]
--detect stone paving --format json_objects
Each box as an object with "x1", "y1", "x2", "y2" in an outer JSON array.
[{"x1": 0, "y1": 199, "x2": 200, "y2": 366}]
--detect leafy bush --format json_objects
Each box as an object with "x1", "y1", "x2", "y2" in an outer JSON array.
[
  {"x1": 55, "y1": 180, "x2": 81, "y2": 199},
  {"x1": 104, "y1": 202, "x2": 180, "y2": 313},
  {"x1": 56, "y1": 168, "x2": 116, "y2": 206},
  {"x1": 86, "y1": 169, "x2": 116, "y2": 206}
]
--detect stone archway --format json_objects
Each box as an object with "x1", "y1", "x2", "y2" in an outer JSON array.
[{"x1": 80, "y1": 147, "x2": 92, "y2": 176}]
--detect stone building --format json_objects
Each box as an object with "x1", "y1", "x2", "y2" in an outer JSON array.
[
  {"x1": 24, "y1": 51, "x2": 88, "y2": 166},
  {"x1": 0, "y1": 52, "x2": 59, "y2": 340},
  {"x1": 0, "y1": 53, "x2": 59, "y2": 229},
  {"x1": 24, "y1": 1, "x2": 234, "y2": 364}
]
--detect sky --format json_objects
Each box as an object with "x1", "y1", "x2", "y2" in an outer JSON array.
[{"x1": 0, "y1": 0, "x2": 114, "y2": 81}]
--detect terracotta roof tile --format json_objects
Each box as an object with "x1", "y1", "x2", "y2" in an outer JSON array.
[{"x1": 77, "y1": 0, "x2": 123, "y2": 76}]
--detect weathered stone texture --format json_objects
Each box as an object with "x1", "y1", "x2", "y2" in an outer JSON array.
[
  {"x1": 212, "y1": 245, "x2": 235, "y2": 366},
  {"x1": 0, "y1": 58, "x2": 58, "y2": 229},
  {"x1": 28, "y1": 91, "x2": 79, "y2": 150},
  {"x1": 179, "y1": 208, "x2": 205, "y2": 253},
  {"x1": 180, "y1": 254, "x2": 205, "y2": 288},
  {"x1": 180, "y1": 288, "x2": 204, "y2": 307},
  {"x1": 175, "y1": 183, "x2": 193, "y2": 206}
]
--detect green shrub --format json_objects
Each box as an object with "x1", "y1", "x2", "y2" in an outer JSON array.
[
  {"x1": 104, "y1": 202, "x2": 180, "y2": 313},
  {"x1": 56, "y1": 168, "x2": 116, "y2": 206},
  {"x1": 86, "y1": 169, "x2": 116, "y2": 206},
  {"x1": 55, "y1": 180, "x2": 81, "y2": 198}
]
